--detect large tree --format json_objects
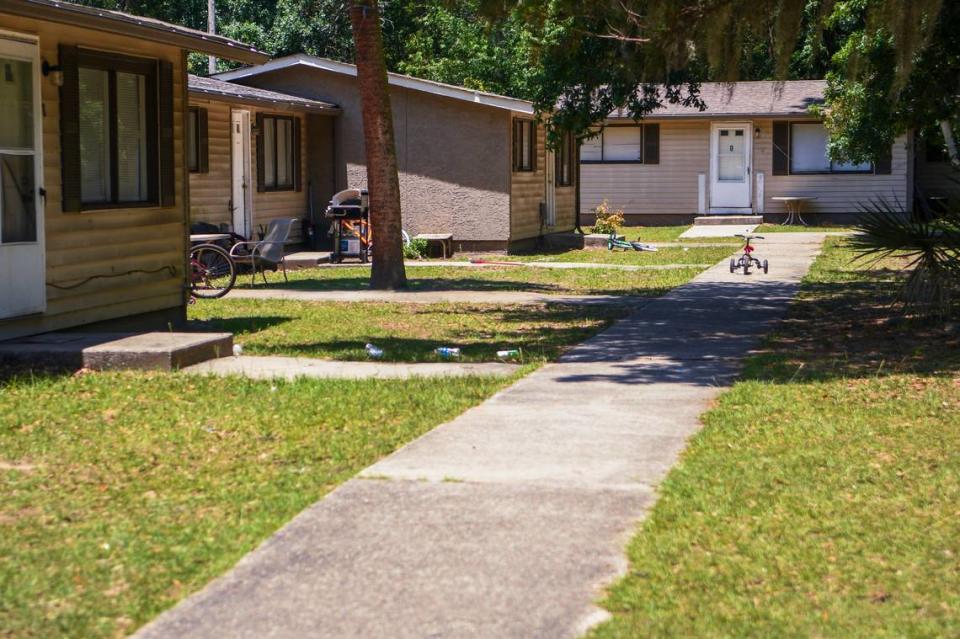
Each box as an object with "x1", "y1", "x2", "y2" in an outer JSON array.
[
  {"x1": 480, "y1": 0, "x2": 957, "y2": 167},
  {"x1": 349, "y1": 0, "x2": 407, "y2": 289}
]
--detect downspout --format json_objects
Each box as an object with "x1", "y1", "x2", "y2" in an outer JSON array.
[
  {"x1": 575, "y1": 138, "x2": 583, "y2": 234},
  {"x1": 940, "y1": 119, "x2": 960, "y2": 168}
]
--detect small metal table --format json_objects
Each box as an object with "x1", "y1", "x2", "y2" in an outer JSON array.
[
  {"x1": 771, "y1": 196, "x2": 817, "y2": 226},
  {"x1": 189, "y1": 233, "x2": 232, "y2": 244}
]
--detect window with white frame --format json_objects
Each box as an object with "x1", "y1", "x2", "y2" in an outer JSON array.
[
  {"x1": 579, "y1": 126, "x2": 644, "y2": 163},
  {"x1": 790, "y1": 122, "x2": 871, "y2": 173}
]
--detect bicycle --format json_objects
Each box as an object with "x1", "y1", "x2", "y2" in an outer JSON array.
[
  {"x1": 729, "y1": 234, "x2": 768, "y2": 275},
  {"x1": 189, "y1": 243, "x2": 237, "y2": 299}
]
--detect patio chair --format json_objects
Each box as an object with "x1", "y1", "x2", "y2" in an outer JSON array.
[{"x1": 229, "y1": 218, "x2": 297, "y2": 286}]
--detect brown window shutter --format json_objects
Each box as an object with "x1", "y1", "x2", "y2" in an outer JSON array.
[
  {"x1": 875, "y1": 145, "x2": 892, "y2": 174},
  {"x1": 512, "y1": 120, "x2": 519, "y2": 171},
  {"x1": 255, "y1": 113, "x2": 265, "y2": 192},
  {"x1": 293, "y1": 116, "x2": 302, "y2": 191},
  {"x1": 531, "y1": 123, "x2": 538, "y2": 171},
  {"x1": 158, "y1": 59, "x2": 175, "y2": 206},
  {"x1": 772, "y1": 121, "x2": 790, "y2": 175},
  {"x1": 59, "y1": 45, "x2": 81, "y2": 213},
  {"x1": 197, "y1": 107, "x2": 209, "y2": 173},
  {"x1": 643, "y1": 123, "x2": 660, "y2": 164}
]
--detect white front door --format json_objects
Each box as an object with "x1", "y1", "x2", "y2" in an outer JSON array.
[
  {"x1": 0, "y1": 35, "x2": 44, "y2": 319},
  {"x1": 710, "y1": 122, "x2": 752, "y2": 210},
  {"x1": 544, "y1": 148, "x2": 556, "y2": 227},
  {"x1": 230, "y1": 110, "x2": 252, "y2": 238}
]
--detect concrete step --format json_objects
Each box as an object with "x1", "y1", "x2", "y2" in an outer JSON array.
[
  {"x1": 694, "y1": 215, "x2": 763, "y2": 226},
  {"x1": 0, "y1": 332, "x2": 233, "y2": 371},
  {"x1": 285, "y1": 251, "x2": 332, "y2": 269},
  {"x1": 541, "y1": 232, "x2": 624, "y2": 250}
]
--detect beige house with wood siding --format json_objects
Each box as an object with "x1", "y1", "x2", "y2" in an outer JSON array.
[
  {"x1": 580, "y1": 81, "x2": 918, "y2": 225},
  {"x1": 187, "y1": 75, "x2": 339, "y2": 243},
  {"x1": 215, "y1": 55, "x2": 577, "y2": 251},
  {"x1": 0, "y1": 0, "x2": 266, "y2": 340}
]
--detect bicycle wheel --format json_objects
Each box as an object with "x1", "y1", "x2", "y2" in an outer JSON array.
[{"x1": 190, "y1": 243, "x2": 236, "y2": 299}]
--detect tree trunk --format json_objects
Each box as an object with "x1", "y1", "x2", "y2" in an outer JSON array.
[{"x1": 349, "y1": 0, "x2": 407, "y2": 289}]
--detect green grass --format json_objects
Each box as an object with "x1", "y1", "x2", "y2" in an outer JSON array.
[
  {"x1": 756, "y1": 223, "x2": 855, "y2": 233},
  {"x1": 0, "y1": 372, "x2": 511, "y2": 638},
  {"x1": 475, "y1": 246, "x2": 734, "y2": 266},
  {"x1": 590, "y1": 238, "x2": 960, "y2": 637},
  {"x1": 614, "y1": 225, "x2": 690, "y2": 242},
  {"x1": 243, "y1": 264, "x2": 706, "y2": 296},
  {"x1": 189, "y1": 300, "x2": 627, "y2": 362}
]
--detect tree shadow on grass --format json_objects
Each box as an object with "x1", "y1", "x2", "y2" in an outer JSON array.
[
  {"x1": 544, "y1": 268, "x2": 959, "y2": 387},
  {"x1": 186, "y1": 315, "x2": 293, "y2": 337},
  {"x1": 219, "y1": 304, "x2": 628, "y2": 363}
]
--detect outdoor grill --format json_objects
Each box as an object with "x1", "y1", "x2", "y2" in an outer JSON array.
[
  {"x1": 325, "y1": 188, "x2": 369, "y2": 220},
  {"x1": 324, "y1": 188, "x2": 371, "y2": 263}
]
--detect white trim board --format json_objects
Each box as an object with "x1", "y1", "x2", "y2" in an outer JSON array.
[{"x1": 215, "y1": 54, "x2": 535, "y2": 114}]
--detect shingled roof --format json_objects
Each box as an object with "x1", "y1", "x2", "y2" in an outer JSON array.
[
  {"x1": 188, "y1": 75, "x2": 341, "y2": 114},
  {"x1": 611, "y1": 80, "x2": 826, "y2": 119}
]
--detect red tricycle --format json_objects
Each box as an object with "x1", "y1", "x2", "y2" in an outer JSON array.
[{"x1": 730, "y1": 234, "x2": 768, "y2": 275}]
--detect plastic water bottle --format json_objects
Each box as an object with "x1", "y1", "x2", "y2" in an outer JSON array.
[
  {"x1": 365, "y1": 343, "x2": 384, "y2": 359},
  {"x1": 435, "y1": 347, "x2": 461, "y2": 359},
  {"x1": 496, "y1": 349, "x2": 521, "y2": 360}
]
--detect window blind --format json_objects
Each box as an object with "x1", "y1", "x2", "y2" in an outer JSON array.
[{"x1": 78, "y1": 67, "x2": 110, "y2": 203}]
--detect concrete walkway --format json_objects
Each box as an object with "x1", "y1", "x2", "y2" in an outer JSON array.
[
  {"x1": 227, "y1": 288, "x2": 635, "y2": 306},
  {"x1": 136, "y1": 234, "x2": 824, "y2": 639},
  {"x1": 185, "y1": 355, "x2": 520, "y2": 379}
]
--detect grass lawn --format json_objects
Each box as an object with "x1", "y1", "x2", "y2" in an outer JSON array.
[
  {"x1": 190, "y1": 300, "x2": 627, "y2": 362},
  {"x1": 591, "y1": 238, "x2": 960, "y2": 637},
  {"x1": 474, "y1": 245, "x2": 734, "y2": 266},
  {"x1": 756, "y1": 223, "x2": 855, "y2": 233},
  {"x1": 242, "y1": 264, "x2": 705, "y2": 296},
  {"x1": 0, "y1": 371, "x2": 512, "y2": 638}
]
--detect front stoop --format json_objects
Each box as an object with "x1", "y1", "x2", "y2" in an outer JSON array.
[
  {"x1": 284, "y1": 251, "x2": 332, "y2": 269},
  {"x1": 542, "y1": 232, "x2": 623, "y2": 250},
  {"x1": 694, "y1": 215, "x2": 763, "y2": 226},
  {"x1": 0, "y1": 332, "x2": 233, "y2": 371}
]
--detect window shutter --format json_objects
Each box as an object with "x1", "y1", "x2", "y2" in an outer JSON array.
[
  {"x1": 875, "y1": 145, "x2": 892, "y2": 174},
  {"x1": 255, "y1": 112, "x2": 265, "y2": 192},
  {"x1": 197, "y1": 107, "x2": 209, "y2": 173},
  {"x1": 643, "y1": 123, "x2": 660, "y2": 164},
  {"x1": 158, "y1": 59, "x2": 175, "y2": 206},
  {"x1": 772, "y1": 121, "x2": 789, "y2": 175},
  {"x1": 512, "y1": 120, "x2": 520, "y2": 171},
  {"x1": 59, "y1": 45, "x2": 82, "y2": 213},
  {"x1": 293, "y1": 116, "x2": 302, "y2": 191}
]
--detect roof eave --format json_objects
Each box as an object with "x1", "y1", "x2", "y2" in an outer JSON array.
[
  {"x1": 217, "y1": 55, "x2": 536, "y2": 114},
  {"x1": 1, "y1": 0, "x2": 269, "y2": 64},
  {"x1": 188, "y1": 86, "x2": 341, "y2": 115}
]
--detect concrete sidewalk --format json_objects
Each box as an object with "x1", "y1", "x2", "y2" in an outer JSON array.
[
  {"x1": 185, "y1": 355, "x2": 521, "y2": 379},
  {"x1": 136, "y1": 234, "x2": 824, "y2": 639},
  {"x1": 227, "y1": 288, "x2": 636, "y2": 306}
]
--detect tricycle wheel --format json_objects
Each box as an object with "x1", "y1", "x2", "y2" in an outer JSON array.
[
  {"x1": 762, "y1": 259, "x2": 769, "y2": 274},
  {"x1": 729, "y1": 258, "x2": 736, "y2": 273}
]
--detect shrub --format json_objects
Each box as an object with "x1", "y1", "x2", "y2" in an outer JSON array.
[
  {"x1": 851, "y1": 197, "x2": 960, "y2": 318},
  {"x1": 591, "y1": 199, "x2": 625, "y2": 235},
  {"x1": 403, "y1": 237, "x2": 429, "y2": 259}
]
